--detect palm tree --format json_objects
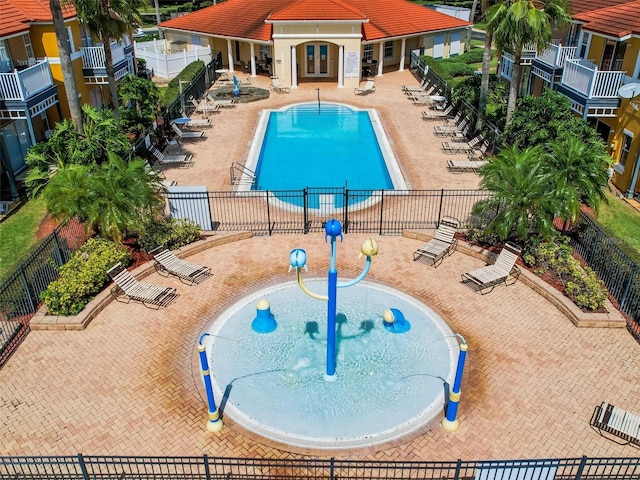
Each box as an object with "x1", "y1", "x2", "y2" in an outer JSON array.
[
  {"x1": 73, "y1": 0, "x2": 145, "y2": 121},
  {"x1": 544, "y1": 137, "x2": 610, "y2": 225},
  {"x1": 473, "y1": 145, "x2": 558, "y2": 242},
  {"x1": 153, "y1": 0, "x2": 164, "y2": 40},
  {"x1": 465, "y1": 0, "x2": 479, "y2": 53},
  {"x1": 50, "y1": 0, "x2": 83, "y2": 131},
  {"x1": 477, "y1": 0, "x2": 500, "y2": 131},
  {"x1": 486, "y1": 0, "x2": 570, "y2": 126},
  {"x1": 43, "y1": 154, "x2": 164, "y2": 242}
]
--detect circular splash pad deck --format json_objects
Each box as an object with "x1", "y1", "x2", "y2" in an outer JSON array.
[{"x1": 204, "y1": 280, "x2": 457, "y2": 450}]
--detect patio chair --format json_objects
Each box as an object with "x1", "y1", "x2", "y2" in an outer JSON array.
[
  {"x1": 171, "y1": 122, "x2": 206, "y2": 140},
  {"x1": 106, "y1": 263, "x2": 178, "y2": 308},
  {"x1": 270, "y1": 76, "x2": 290, "y2": 94},
  {"x1": 433, "y1": 118, "x2": 469, "y2": 137},
  {"x1": 461, "y1": 242, "x2": 522, "y2": 294},
  {"x1": 183, "y1": 117, "x2": 213, "y2": 129},
  {"x1": 412, "y1": 216, "x2": 460, "y2": 267},
  {"x1": 590, "y1": 401, "x2": 640, "y2": 447},
  {"x1": 446, "y1": 158, "x2": 487, "y2": 173},
  {"x1": 402, "y1": 78, "x2": 428, "y2": 93},
  {"x1": 406, "y1": 84, "x2": 437, "y2": 98},
  {"x1": 148, "y1": 145, "x2": 194, "y2": 168},
  {"x1": 354, "y1": 80, "x2": 376, "y2": 95},
  {"x1": 467, "y1": 141, "x2": 490, "y2": 161},
  {"x1": 421, "y1": 105, "x2": 454, "y2": 120},
  {"x1": 441, "y1": 135, "x2": 484, "y2": 154},
  {"x1": 206, "y1": 93, "x2": 237, "y2": 108},
  {"x1": 150, "y1": 248, "x2": 212, "y2": 285},
  {"x1": 189, "y1": 97, "x2": 220, "y2": 114}
]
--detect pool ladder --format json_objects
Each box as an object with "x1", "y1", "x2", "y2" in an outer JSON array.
[{"x1": 230, "y1": 162, "x2": 256, "y2": 186}]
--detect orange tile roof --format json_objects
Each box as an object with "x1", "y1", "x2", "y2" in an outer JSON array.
[
  {"x1": 1, "y1": 0, "x2": 76, "y2": 38},
  {"x1": 573, "y1": 0, "x2": 640, "y2": 38},
  {"x1": 159, "y1": 0, "x2": 469, "y2": 43},
  {"x1": 567, "y1": 0, "x2": 635, "y2": 16}
]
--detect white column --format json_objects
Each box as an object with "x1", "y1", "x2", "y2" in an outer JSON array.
[
  {"x1": 291, "y1": 46, "x2": 298, "y2": 88},
  {"x1": 338, "y1": 45, "x2": 344, "y2": 88},
  {"x1": 377, "y1": 41, "x2": 384, "y2": 76},
  {"x1": 226, "y1": 39, "x2": 234, "y2": 71},
  {"x1": 250, "y1": 43, "x2": 256, "y2": 77},
  {"x1": 399, "y1": 38, "x2": 406, "y2": 72}
]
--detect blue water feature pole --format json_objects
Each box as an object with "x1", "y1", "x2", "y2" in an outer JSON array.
[
  {"x1": 197, "y1": 333, "x2": 223, "y2": 432},
  {"x1": 442, "y1": 334, "x2": 468, "y2": 432},
  {"x1": 289, "y1": 219, "x2": 378, "y2": 382}
]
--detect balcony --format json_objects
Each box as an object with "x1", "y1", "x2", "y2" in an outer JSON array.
[
  {"x1": 531, "y1": 43, "x2": 577, "y2": 85},
  {"x1": 555, "y1": 59, "x2": 626, "y2": 117},
  {"x1": 0, "y1": 60, "x2": 54, "y2": 101},
  {"x1": 81, "y1": 41, "x2": 134, "y2": 84}
]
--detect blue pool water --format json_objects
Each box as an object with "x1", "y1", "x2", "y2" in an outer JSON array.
[{"x1": 247, "y1": 103, "x2": 401, "y2": 209}]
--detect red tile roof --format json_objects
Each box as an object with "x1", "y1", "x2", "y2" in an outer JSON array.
[
  {"x1": 573, "y1": 0, "x2": 640, "y2": 38},
  {"x1": 159, "y1": 0, "x2": 470, "y2": 43},
  {"x1": 567, "y1": 0, "x2": 635, "y2": 16},
  {"x1": 1, "y1": 0, "x2": 76, "y2": 38}
]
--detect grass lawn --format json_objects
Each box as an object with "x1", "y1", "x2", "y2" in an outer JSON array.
[
  {"x1": 0, "y1": 197, "x2": 48, "y2": 282},
  {"x1": 595, "y1": 190, "x2": 640, "y2": 263}
]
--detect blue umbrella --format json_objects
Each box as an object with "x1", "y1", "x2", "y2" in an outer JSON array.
[{"x1": 232, "y1": 75, "x2": 240, "y2": 97}]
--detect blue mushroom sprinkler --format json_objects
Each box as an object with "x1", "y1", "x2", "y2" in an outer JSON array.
[{"x1": 289, "y1": 219, "x2": 378, "y2": 382}]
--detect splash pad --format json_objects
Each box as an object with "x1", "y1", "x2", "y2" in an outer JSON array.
[{"x1": 201, "y1": 222, "x2": 458, "y2": 450}]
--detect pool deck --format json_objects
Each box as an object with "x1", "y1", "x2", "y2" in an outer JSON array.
[
  {"x1": 155, "y1": 70, "x2": 483, "y2": 191},
  {"x1": 2, "y1": 72, "x2": 640, "y2": 460}
]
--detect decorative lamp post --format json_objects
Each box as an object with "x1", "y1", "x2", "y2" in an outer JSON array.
[
  {"x1": 197, "y1": 333, "x2": 223, "y2": 432},
  {"x1": 442, "y1": 333, "x2": 467, "y2": 432},
  {"x1": 289, "y1": 219, "x2": 378, "y2": 382}
]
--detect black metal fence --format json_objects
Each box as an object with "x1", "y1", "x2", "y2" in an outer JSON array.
[
  {"x1": 0, "y1": 455, "x2": 638, "y2": 479},
  {"x1": 568, "y1": 211, "x2": 640, "y2": 332},
  {"x1": 0, "y1": 220, "x2": 87, "y2": 368},
  {"x1": 165, "y1": 188, "x2": 492, "y2": 236}
]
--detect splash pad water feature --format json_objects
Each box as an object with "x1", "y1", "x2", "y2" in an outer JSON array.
[{"x1": 201, "y1": 222, "x2": 460, "y2": 450}]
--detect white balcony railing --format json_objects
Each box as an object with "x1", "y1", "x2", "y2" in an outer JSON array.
[
  {"x1": 536, "y1": 44, "x2": 577, "y2": 69},
  {"x1": 82, "y1": 41, "x2": 126, "y2": 69},
  {"x1": 560, "y1": 59, "x2": 626, "y2": 98},
  {"x1": 0, "y1": 60, "x2": 54, "y2": 101}
]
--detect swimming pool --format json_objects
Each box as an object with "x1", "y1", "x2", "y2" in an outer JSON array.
[{"x1": 241, "y1": 103, "x2": 407, "y2": 209}]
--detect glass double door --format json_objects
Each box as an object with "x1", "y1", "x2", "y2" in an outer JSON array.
[{"x1": 305, "y1": 43, "x2": 329, "y2": 77}]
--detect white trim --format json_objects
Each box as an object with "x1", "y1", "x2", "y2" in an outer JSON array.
[
  {"x1": 273, "y1": 33, "x2": 363, "y2": 40},
  {"x1": 623, "y1": 129, "x2": 635, "y2": 138},
  {"x1": 46, "y1": 50, "x2": 84, "y2": 64},
  {"x1": 265, "y1": 20, "x2": 368, "y2": 25}
]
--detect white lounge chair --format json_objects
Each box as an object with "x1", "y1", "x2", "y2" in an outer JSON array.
[
  {"x1": 107, "y1": 263, "x2": 178, "y2": 308},
  {"x1": 441, "y1": 135, "x2": 484, "y2": 154},
  {"x1": 446, "y1": 158, "x2": 487, "y2": 173},
  {"x1": 413, "y1": 217, "x2": 459, "y2": 267},
  {"x1": 148, "y1": 145, "x2": 194, "y2": 168},
  {"x1": 270, "y1": 76, "x2": 290, "y2": 94},
  {"x1": 402, "y1": 78, "x2": 428, "y2": 93},
  {"x1": 433, "y1": 119, "x2": 469, "y2": 137},
  {"x1": 421, "y1": 105, "x2": 454, "y2": 120},
  {"x1": 182, "y1": 117, "x2": 212, "y2": 129},
  {"x1": 171, "y1": 122, "x2": 206, "y2": 140},
  {"x1": 189, "y1": 97, "x2": 220, "y2": 114},
  {"x1": 590, "y1": 401, "x2": 640, "y2": 447},
  {"x1": 151, "y1": 248, "x2": 212, "y2": 285},
  {"x1": 206, "y1": 93, "x2": 237, "y2": 108},
  {"x1": 354, "y1": 80, "x2": 376, "y2": 95},
  {"x1": 461, "y1": 242, "x2": 522, "y2": 294}
]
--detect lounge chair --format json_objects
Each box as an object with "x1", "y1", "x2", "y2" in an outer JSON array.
[
  {"x1": 148, "y1": 145, "x2": 194, "y2": 168},
  {"x1": 461, "y1": 242, "x2": 522, "y2": 294},
  {"x1": 410, "y1": 94, "x2": 442, "y2": 106},
  {"x1": 402, "y1": 78, "x2": 428, "y2": 93},
  {"x1": 107, "y1": 263, "x2": 178, "y2": 308},
  {"x1": 406, "y1": 85, "x2": 437, "y2": 98},
  {"x1": 447, "y1": 158, "x2": 487, "y2": 173},
  {"x1": 182, "y1": 117, "x2": 213, "y2": 129},
  {"x1": 412, "y1": 217, "x2": 460, "y2": 267},
  {"x1": 433, "y1": 119, "x2": 469, "y2": 137},
  {"x1": 441, "y1": 135, "x2": 483, "y2": 154},
  {"x1": 354, "y1": 80, "x2": 376, "y2": 95},
  {"x1": 590, "y1": 401, "x2": 640, "y2": 447},
  {"x1": 467, "y1": 141, "x2": 489, "y2": 161},
  {"x1": 150, "y1": 248, "x2": 212, "y2": 285},
  {"x1": 189, "y1": 97, "x2": 220, "y2": 114},
  {"x1": 421, "y1": 105, "x2": 454, "y2": 120},
  {"x1": 171, "y1": 122, "x2": 206, "y2": 140},
  {"x1": 270, "y1": 76, "x2": 290, "y2": 94},
  {"x1": 206, "y1": 94, "x2": 237, "y2": 108}
]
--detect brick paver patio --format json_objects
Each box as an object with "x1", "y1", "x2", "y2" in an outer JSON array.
[{"x1": 1, "y1": 70, "x2": 638, "y2": 460}]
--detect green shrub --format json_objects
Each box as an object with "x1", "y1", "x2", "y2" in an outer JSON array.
[
  {"x1": 161, "y1": 61, "x2": 205, "y2": 107},
  {"x1": 524, "y1": 239, "x2": 609, "y2": 311},
  {"x1": 41, "y1": 238, "x2": 130, "y2": 316},
  {"x1": 439, "y1": 61, "x2": 477, "y2": 77},
  {"x1": 138, "y1": 217, "x2": 202, "y2": 252},
  {"x1": 456, "y1": 48, "x2": 484, "y2": 64}
]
